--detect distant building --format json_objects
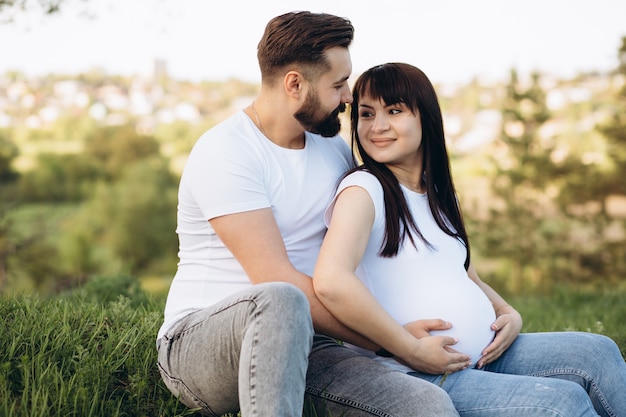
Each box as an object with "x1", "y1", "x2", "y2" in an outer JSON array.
[{"x1": 154, "y1": 59, "x2": 168, "y2": 80}]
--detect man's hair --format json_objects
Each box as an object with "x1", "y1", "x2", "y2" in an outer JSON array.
[{"x1": 257, "y1": 11, "x2": 354, "y2": 84}]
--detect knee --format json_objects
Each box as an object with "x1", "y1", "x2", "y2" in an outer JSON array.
[
  {"x1": 590, "y1": 333, "x2": 621, "y2": 355},
  {"x1": 257, "y1": 282, "x2": 312, "y2": 327},
  {"x1": 549, "y1": 380, "x2": 595, "y2": 415},
  {"x1": 406, "y1": 384, "x2": 457, "y2": 416},
  {"x1": 387, "y1": 373, "x2": 458, "y2": 416},
  {"x1": 429, "y1": 386, "x2": 458, "y2": 416},
  {"x1": 568, "y1": 332, "x2": 622, "y2": 364},
  {"x1": 262, "y1": 281, "x2": 310, "y2": 309}
]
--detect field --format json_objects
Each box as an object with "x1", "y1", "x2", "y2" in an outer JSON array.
[{"x1": 0, "y1": 275, "x2": 624, "y2": 417}]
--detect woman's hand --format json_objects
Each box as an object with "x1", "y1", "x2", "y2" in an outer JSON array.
[{"x1": 477, "y1": 304, "x2": 522, "y2": 368}]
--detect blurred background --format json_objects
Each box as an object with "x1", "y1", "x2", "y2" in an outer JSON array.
[{"x1": 1, "y1": 0, "x2": 625, "y2": 298}]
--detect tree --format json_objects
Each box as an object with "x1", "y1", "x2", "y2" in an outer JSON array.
[
  {"x1": 0, "y1": 205, "x2": 63, "y2": 293},
  {"x1": 0, "y1": 0, "x2": 63, "y2": 15},
  {"x1": 548, "y1": 37, "x2": 626, "y2": 286},
  {"x1": 0, "y1": 133, "x2": 19, "y2": 183},
  {"x1": 18, "y1": 153, "x2": 104, "y2": 202},
  {"x1": 84, "y1": 125, "x2": 161, "y2": 181},
  {"x1": 598, "y1": 36, "x2": 626, "y2": 190},
  {"x1": 60, "y1": 155, "x2": 179, "y2": 279},
  {"x1": 476, "y1": 70, "x2": 562, "y2": 293},
  {"x1": 0, "y1": 0, "x2": 93, "y2": 23}
]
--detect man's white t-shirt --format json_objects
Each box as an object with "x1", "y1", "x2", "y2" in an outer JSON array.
[
  {"x1": 325, "y1": 171, "x2": 495, "y2": 369},
  {"x1": 158, "y1": 110, "x2": 353, "y2": 340}
]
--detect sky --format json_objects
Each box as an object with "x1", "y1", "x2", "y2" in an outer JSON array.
[{"x1": 1, "y1": 0, "x2": 625, "y2": 85}]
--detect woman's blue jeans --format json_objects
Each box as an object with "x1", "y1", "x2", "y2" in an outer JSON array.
[
  {"x1": 408, "y1": 332, "x2": 626, "y2": 417},
  {"x1": 157, "y1": 282, "x2": 458, "y2": 417}
]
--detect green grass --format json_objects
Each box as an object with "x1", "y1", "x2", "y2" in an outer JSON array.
[
  {"x1": 509, "y1": 285, "x2": 626, "y2": 358},
  {"x1": 0, "y1": 276, "x2": 197, "y2": 417},
  {"x1": 0, "y1": 276, "x2": 624, "y2": 417}
]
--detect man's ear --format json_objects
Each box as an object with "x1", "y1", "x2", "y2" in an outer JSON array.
[{"x1": 284, "y1": 70, "x2": 303, "y2": 99}]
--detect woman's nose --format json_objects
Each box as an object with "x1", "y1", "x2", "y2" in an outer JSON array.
[{"x1": 372, "y1": 115, "x2": 389, "y2": 132}]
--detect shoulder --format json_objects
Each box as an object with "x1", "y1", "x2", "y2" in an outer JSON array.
[
  {"x1": 194, "y1": 111, "x2": 254, "y2": 149},
  {"x1": 337, "y1": 170, "x2": 385, "y2": 212},
  {"x1": 340, "y1": 170, "x2": 383, "y2": 196},
  {"x1": 187, "y1": 111, "x2": 264, "y2": 164},
  {"x1": 324, "y1": 169, "x2": 383, "y2": 227}
]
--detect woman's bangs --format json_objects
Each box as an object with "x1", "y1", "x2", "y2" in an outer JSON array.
[{"x1": 360, "y1": 65, "x2": 409, "y2": 106}]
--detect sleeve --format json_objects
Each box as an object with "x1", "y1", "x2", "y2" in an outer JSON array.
[
  {"x1": 323, "y1": 170, "x2": 385, "y2": 227},
  {"x1": 182, "y1": 123, "x2": 270, "y2": 221}
]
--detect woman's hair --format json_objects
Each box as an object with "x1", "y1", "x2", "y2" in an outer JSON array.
[
  {"x1": 350, "y1": 63, "x2": 470, "y2": 269},
  {"x1": 257, "y1": 11, "x2": 354, "y2": 84}
]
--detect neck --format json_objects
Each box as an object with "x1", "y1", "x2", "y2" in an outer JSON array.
[
  {"x1": 397, "y1": 178, "x2": 424, "y2": 193},
  {"x1": 246, "y1": 98, "x2": 305, "y2": 149},
  {"x1": 391, "y1": 170, "x2": 424, "y2": 194}
]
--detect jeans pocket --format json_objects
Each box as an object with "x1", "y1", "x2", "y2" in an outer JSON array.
[{"x1": 157, "y1": 362, "x2": 216, "y2": 416}]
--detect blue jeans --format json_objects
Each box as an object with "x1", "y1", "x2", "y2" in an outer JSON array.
[
  {"x1": 306, "y1": 334, "x2": 458, "y2": 416},
  {"x1": 408, "y1": 332, "x2": 626, "y2": 417},
  {"x1": 157, "y1": 282, "x2": 458, "y2": 417}
]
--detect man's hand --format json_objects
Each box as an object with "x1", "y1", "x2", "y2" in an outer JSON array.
[
  {"x1": 394, "y1": 334, "x2": 470, "y2": 375},
  {"x1": 403, "y1": 319, "x2": 452, "y2": 339},
  {"x1": 398, "y1": 320, "x2": 470, "y2": 374}
]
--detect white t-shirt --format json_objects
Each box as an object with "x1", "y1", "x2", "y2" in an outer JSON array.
[
  {"x1": 158, "y1": 110, "x2": 354, "y2": 340},
  {"x1": 325, "y1": 170, "x2": 495, "y2": 369}
]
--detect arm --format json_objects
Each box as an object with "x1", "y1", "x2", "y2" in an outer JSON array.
[
  {"x1": 466, "y1": 263, "x2": 523, "y2": 368},
  {"x1": 313, "y1": 186, "x2": 470, "y2": 374},
  {"x1": 209, "y1": 207, "x2": 376, "y2": 349}
]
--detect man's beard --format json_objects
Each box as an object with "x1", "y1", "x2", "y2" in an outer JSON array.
[{"x1": 294, "y1": 91, "x2": 346, "y2": 137}]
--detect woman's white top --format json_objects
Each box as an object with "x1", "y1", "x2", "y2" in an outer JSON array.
[{"x1": 324, "y1": 170, "x2": 495, "y2": 370}]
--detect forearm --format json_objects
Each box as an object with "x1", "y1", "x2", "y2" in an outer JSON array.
[
  {"x1": 288, "y1": 271, "x2": 379, "y2": 349},
  {"x1": 477, "y1": 280, "x2": 511, "y2": 314},
  {"x1": 467, "y1": 264, "x2": 517, "y2": 316},
  {"x1": 313, "y1": 271, "x2": 415, "y2": 355}
]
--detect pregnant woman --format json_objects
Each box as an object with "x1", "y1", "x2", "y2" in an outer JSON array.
[{"x1": 313, "y1": 62, "x2": 626, "y2": 416}]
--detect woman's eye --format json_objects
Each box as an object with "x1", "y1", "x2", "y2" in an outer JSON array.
[{"x1": 389, "y1": 108, "x2": 401, "y2": 115}]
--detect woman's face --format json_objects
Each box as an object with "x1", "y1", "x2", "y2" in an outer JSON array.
[{"x1": 356, "y1": 94, "x2": 423, "y2": 169}]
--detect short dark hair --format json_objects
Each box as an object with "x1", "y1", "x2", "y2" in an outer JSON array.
[{"x1": 257, "y1": 11, "x2": 354, "y2": 84}]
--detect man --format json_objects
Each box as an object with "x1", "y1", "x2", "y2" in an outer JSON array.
[{"x1": 157, "y1": 11, "x2": 460, "y2": 417}]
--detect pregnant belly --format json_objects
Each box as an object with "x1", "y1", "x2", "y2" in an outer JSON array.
[{"x1": 388, "y1": 277, "x2": 496, "y2": 363}]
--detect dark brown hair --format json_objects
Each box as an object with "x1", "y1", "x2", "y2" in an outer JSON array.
[
  {"x1": 257, "y1": 11, "x2": 354, "y2": 84},
  {"x1": 350, "y1": 63, "x2": 471, "y2": 269}
]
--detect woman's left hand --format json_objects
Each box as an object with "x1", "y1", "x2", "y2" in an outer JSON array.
[{"x1": 477, "y1": 304, "x2": 522, "y2": 368}]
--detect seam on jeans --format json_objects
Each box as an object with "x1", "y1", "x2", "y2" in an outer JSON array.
[
  {"x1": 157, "y1": 361, "x2": 217, "y2": 416},
  {"x1": 530, "y1": 368, "x2": 616, "y2": 417},
  {"x1": 305, "y1": 386, "x2": 393, "y2": 417},
  {"x1": 247, "y1": 299, "x2": 260, "y2": 417},
  {"x1": 166, "y1": 298, "x2": 257, "y2": 341},
  {"x1": 171, "y1": 297, "x2": 260, "y2": 416},
  {"x1": 457, "y1": 404, "x2": 565, "y2": 416}
]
